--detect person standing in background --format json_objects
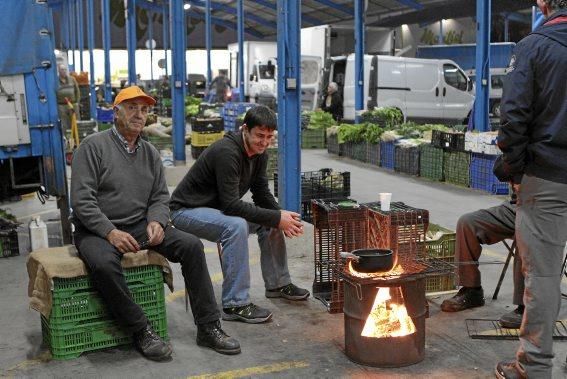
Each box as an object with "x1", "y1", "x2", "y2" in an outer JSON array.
[
  {"x1": 320, "y1": 82, "x2": 343, "y2": 121},
  {"x1": 56, "y1": 64, "x2": 80, "y2": 135}
]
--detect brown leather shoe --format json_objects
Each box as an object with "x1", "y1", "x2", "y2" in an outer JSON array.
[
  {"x1": 499, "y1": 305, "x2": 524, "y2": 329},
  {"x1": 494, "y1": 360, "x2": 526, "y2": 379},
  {"x1": 440, "y1": 287, "x2": 485, "y2": 312}
]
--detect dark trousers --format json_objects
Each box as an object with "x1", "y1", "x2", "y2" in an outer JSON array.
[
  {"x1": 74, "y1": 221, "x2": 220, "y2": 334},
  {"x1": 456, "y1": 200, "x2": 524, "y2": 305}
]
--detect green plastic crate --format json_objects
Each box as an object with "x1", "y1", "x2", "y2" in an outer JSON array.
[
  {"x1": 49, "y1": 281, "x2": 166, "y2": 328},
  {"x1": 266, "y1": 147, "x2": 278, "y2": 180},
  {"x1": 425, "y1": 272, "x2": 457, "y2": 293},
  {"x1": 146, "y1": 136, "x2": 173, "y2": 151},
  {"x1": 301, "y1": 129, "x2": 326, "y2": 149},
  {"x1": 97, "y1": 122, "x2": 113, "y2": 132},
  {"x1": 425, "y1": 223, "x2": 456, "y2": 259},
  {"x1": 42, "y1": 309, "x2": 168, "y2": 360},
  {"x1": 419, "y1": 144, "x2": 444, "y2": 181},
  {"x1": 443, "y1": 150, "x2": 471, "y2": 187}
]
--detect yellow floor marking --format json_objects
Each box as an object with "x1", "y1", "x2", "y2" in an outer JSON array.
[
  {"x1": 2, "y1": 351, "x2": 51, "y2": 377},
  {"x1": 166, "y1": 256, "x2": 259, "y2": 303},
  {"x1": 187, "y1": 360, "x2": 309, "y2": 379}
]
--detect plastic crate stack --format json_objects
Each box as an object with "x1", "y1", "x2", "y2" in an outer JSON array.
[
  {"x1": 0, "y1": 229, "x2": 19, "y2": 258},
  {"x1": 394, "y1": 145, "x2": 420, "y2": 176},
  {"x1": 342, "y1": 141, "x2": 367, "y2": 161},
  {"x1": 42, "y1": 265, "x2": 168, "y2": 360},
  {"x1": 265, "y1": 147, "x2": 278, "y2": 180},
  {"x1": 311, "y1": 199, "x2": 368, "y2": 314},
  {"x1": 96, "y1": 107, "x2": 114, "y2": 132},
  {"x1": 301, "y1": 129, "x2": 326, "y2": 149},
  {"x1": 366, "y1": 142, "x2": 381, "y2": 166},
  {"x1": 363, "y1": 202, "x2": 429, "y2": 261},
  {"x1": 78, "y1": 86, "x2": 90, "y2": 121},
  {"x1": 431, "y1": 130, "x2": 470, "y2": 187},
  {"x1": 273, "y1": 169, "x2": 350, "y2": 223},
  {"x1": 419, "y1": 143, "x2": 444, "y2": 181},
  {"x1": 222, "y1": 102, "x2": 255, "y2": 132},
  {"x1": 380, "y1": 140, "x2": 396, "y2": 170},
  {"x1": 190, "y1": 117, "x2": 224, "y2": 160},
  {"x1": 326, "y1": 134, "x2": 343, "y2": 156},
  {"x1": 465, "y1": 132, "x2": 509, "y2": 195},
  {"x1": 424, "y1": 223, "x2": 457, "y2": 293},
  {"x1": 76, "y1": 120, "x2": 97, "y2": 140}
]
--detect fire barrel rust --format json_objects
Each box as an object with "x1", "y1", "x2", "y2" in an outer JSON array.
[{"x1": 343, "y1": 277, "x2": 426, "y2": 367}]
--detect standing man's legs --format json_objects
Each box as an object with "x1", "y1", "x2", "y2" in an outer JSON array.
[{"x1": 513, "y1": 176, "x2": 567, "y2": 377}]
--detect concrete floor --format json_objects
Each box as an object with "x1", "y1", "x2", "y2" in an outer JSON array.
[{"x1": 1, "y1": 149, "x2": 567, "y2": 378}]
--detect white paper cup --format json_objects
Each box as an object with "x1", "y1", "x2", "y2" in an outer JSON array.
[{"x1": 379, "y1": 193, "x2": 392, "y2": 211}]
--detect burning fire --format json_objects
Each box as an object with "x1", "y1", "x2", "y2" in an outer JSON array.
[{"x1": 361, "y1": 287, "x2": 416, "y2": 338}]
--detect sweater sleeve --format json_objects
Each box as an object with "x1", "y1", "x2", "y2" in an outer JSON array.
[
  {"x1": 250, "y1": 154, "x2": 280, "y2": 211},
  {"x1": 70, "y1": 141, "x2": 116, "y2": 238},
  {"x1": 216, "y1": 149, "x2": 281, "y2": 227},
  {"x1": 497, "y1": 40, "x2": 535, "y2": 184},
  {"x1": 146, "y1": 151, "x2": 171, "y2": 228}
]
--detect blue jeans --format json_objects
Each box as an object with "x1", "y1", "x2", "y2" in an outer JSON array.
[{"x1": 171, "y1": 207, "x2": 291, "y2": 308}]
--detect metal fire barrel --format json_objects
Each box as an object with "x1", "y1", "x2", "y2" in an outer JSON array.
[{"x1": 343, "y1": 277, "x2": 426, "y2": 367}]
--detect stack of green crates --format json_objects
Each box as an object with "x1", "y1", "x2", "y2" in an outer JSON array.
[
  {"x1": 301, "y1": 129, "x2": 326, "y2": 149},
  {"x1": 443, "y1": 150, "x2": 471, "y2": 187},
  {"x1": 424, "y1": 224, "x2": 457, "y2": 293},
  {"x1": 266, "y1": 147, "x2": 278, "y2": 180},
  {"x1": 42, "y1": 265, "x2": 168, "y2": 360},
  {"x1": 420, "y1": 144, "x2": 444, "y2": 181},
  {"x1": 147, "y1": 136, "x2": 173, "y2": 151}
]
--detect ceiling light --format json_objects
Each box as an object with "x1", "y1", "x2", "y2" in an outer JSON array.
[{"x1": 184, "y1": 3, "x2": 191, "y2": 10}]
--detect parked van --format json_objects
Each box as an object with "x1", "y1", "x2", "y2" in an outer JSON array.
[
  {"x1": 341, "y1": 54, "x2": 475, "y2": 124},
  {"x1": 467, "y1": 67, "x2": 507, "y2": 118}
]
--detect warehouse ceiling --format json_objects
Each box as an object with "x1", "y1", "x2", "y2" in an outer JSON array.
[{"x1": 50, "y1": 0, "x2": 535, "y2": 49}]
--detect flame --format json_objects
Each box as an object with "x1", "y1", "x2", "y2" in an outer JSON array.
[
  {"x1": 361, "y1": 287, "x2": 416, "y2": 338},
  {"x1": 347, "y1": 261, "x2": 405, "y2": 278}
]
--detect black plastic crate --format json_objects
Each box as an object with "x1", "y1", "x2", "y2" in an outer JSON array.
[
  {"x1": 366, "y1": 142, "x2": 380, "y2": 165},
  {"x1": 274, "y1": 169, "x2": 350, "y2": 203},
  {"x1": 190, "y1": 145, "x2": 208, "y2": 160},
  {"x1": 431, "y1": 130, "x2": 465, "y2": 151},
  {"x1": 0, "y1": 229, "x2": 19, "y2": 258},
  {"x1": 191, "y1": 117, "x2": 224, "y2": 133},
  {"x1": 327, "y1": 134, "x2": 343, "y2": 156},
  {"x1": 394, "y1": 145, "x2": 420, "y2": 176},
  {"x1": 343, "y1": 142, "x2": 367, "y2": 162}
]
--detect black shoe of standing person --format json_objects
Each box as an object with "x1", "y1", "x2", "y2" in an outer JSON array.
[
  {"x1": 197, "y1": 320, "x2": 241, "y2": 355},
  {"x1": 440, "y1": 286, "x2": 485, "y2": 312},
  {"x1": 499, "y1": 305, "x2": 524, "y2": 329},
  {"x1": 133, "y1": 323, "x2": 172, "y2": 361},
  {"x1": 222, "y1": 303, "x2": 273, "y2": 324},
  {"x1": 265, "y1": 283, "x2": 310, "y2": 300}
]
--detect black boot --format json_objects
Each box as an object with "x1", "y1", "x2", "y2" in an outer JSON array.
[
  {"x1": 197, "y1": 320, "x2": 241, "y2": 355},
  {"x1": 133, "y1": 323, "x2": 172, "y2": 361},
  {"x1": 440, "y1": 286, "x2": 485, "y2": 312}
]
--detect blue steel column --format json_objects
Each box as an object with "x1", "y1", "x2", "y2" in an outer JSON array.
[
  {"x1": 163, "y1": 2, "x2": 169, "y2": 78},
  {"x1": 206, "y1": 0, "x2": 212, "y2": 87},
  {"x1": 354, "y1": 0, "x2": 365, "y2": 124},
  {"x1": 532, "y1": 6, "x2": 544, "y2": 30},
  {"x1": 126, "y1": 0, "x2": 137, "y2": 85},
  {"x1": 102, "y1": 0, "x2": 112, "y2": 102},
  {"x1": 237, "y1": 0, "x2": 245, "y2": 102},
  {"x1": 474, "y1": 0, "x2": 491, "y2": 132},
  {"x1": 438, "y1": 19, "x2": 443, "y2": 44},
  {"x1": 87, "y1": 0, "x2": 97, "y2": 119},
  {"x1": 149, "y1": 11, "x2": 154, "y2": 82},
  {"x1": 77, "y1": 0, "x2": 84, "y2": 71},
  {"x1": 276, "y1": 0, "x2": 301, "y2": 213},
  {"x1": 170, "y1": 0, "x2": 187, "y2": 164},
  {"x1": 62, "y1": 1, "x2": 70, "y2": 52},
  {"x1": 69, "y1": 0, "x2": 76, "y2": 69}
]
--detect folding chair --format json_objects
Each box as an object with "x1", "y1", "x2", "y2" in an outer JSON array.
[{"x1": 492, "y1": 239, "x2": 516, "y2": 300}]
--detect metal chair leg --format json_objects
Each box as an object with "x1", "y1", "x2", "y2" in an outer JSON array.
[{"x1": 492, "y1": 239, "x2": 516, "y2": 300}]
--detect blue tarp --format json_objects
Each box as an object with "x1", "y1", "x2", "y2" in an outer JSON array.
[{"x1": 0, "y1": 0, "x2": 54, "y2": 75}]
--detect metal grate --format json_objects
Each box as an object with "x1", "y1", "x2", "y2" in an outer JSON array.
[{"x1": 466, "y1": 319, "x2": 567, "y2": 340}]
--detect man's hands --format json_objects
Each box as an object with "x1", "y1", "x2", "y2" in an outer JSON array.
[
  {"x1": 278, "y1": 210, "x2": 304, "y2": 238},
  {"x1": 107, "y1": 229, "x2": 139, "y2": 254},
  {"x1": 106, "y1": 222, "x2": 164, "y2": 254},
  {"x1": 146, "y1": 221, "x2": 165, "y2": 246}
]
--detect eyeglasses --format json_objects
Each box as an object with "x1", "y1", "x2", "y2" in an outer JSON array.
[{"x1": 122, "y1": 103, "x2": 151, "y2": 114}]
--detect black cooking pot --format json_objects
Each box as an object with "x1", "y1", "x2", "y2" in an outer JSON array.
[{"x1": 340, "y1": 248, "x2": 395, "y2": 273}]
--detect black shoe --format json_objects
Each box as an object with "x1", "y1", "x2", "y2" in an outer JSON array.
[
  {"x1": 494, "y1": 360, "x2": 526, "y2": 379},
  {"x1": 133, "y1": 323, "x2": 172, "y2": 361},
  {"x1": 265, "y1": 283, "x2": 310, "y2": 300},
  {"x1": 222, "y1": 303, "x2": 273, "y2": 324},
  {"x1": 197, "y1": 320, "x2": 241, "y2": 355},
  {"x1": 440, "y1": 287, "x2": 485, "y2": 312},
  {"x1": 499, "y1": 305, "x2": 524, "y2": 329}
]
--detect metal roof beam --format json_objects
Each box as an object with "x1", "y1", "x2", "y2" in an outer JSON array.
[
  {"x1": 189, "y1": 0, "x2": 277, "y2": 30},
  {"x1": 189, "y1": 10, "x2": 265, "y2": 39},
  {"x1": 393, "y1": 0, "x2": 424, "y2": 11},
  {"x1": 311, "y1": 0, "x2": 353, "y2": 16},
  {"x1": 252, "y1": 0, "x2": 322, "y2": 26}
]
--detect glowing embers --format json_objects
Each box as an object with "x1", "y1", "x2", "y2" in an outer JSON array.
[{"x1": 361, "y1": 286, "x2": 416, "y2": 338}]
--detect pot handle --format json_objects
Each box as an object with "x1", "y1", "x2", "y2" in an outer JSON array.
[{"x1": 339, "y1": 251, "x2": 359, "y2": 261}]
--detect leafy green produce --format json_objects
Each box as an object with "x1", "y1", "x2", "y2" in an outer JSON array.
[
  {"x1": 307, "y1": 110, "x2": 335, "y2": 130},
  {"x1": 185, "y1": 104, "x2": 199, "y2": 117},
  {"x1": 337, "y1": 123, "x2": 366, "y2": 143},
  {"x1": 360, "y1": 107, "x2": 403, "y2": 128},
  {"x1": 362, "y1": 123, "x2": 384, "y2": 144},
  {"x1": 184, "y1": 96, "x2": 201, "y2": 106}
]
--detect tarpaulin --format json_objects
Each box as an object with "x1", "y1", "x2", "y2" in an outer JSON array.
[{"x1": 0, "y1": 0, "x2": 54, "y2": 75}]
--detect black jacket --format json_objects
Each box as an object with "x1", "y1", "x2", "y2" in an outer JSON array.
[
  {"x1": 320, "y1": 92, "x2": 343, "y2": 121},
  {"x1": 170, "y1": 131, "x2": 281, "y2": 227},
  {"x1": 497, "y1": 10, "x2": 567, "y2": 184}
]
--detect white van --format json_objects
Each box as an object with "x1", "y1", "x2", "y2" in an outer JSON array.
[
  {"x1": 341, "y1": 54, "x2": 475, "y2": 124},
  {"x1": 467, "y1": 67, "x2": 507, "y2": 118}
]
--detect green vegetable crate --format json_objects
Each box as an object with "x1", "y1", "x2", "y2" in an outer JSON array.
[
  {"x1": 419, "y1": 144, "x2": 444, "y2": 181},
  {"x1": 42, "y1": 265, "x2": 168, "y2": 360},
  {"x1": 301, "y1": 129, "x2": 326, "y2": 149},
  {"x1": 424, "y1": 224, "x2": 457, "y2": 293},
  {"x1": 266, "y1": 147, "x2": 278, "y2": 180},
  {"x1": 443, "y1": 150, "x2": 471, "y2": 187}
]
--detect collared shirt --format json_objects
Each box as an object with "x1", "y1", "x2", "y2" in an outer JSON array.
[{"x1": 111, "y1": 126, "x2": 141, "y2": 154}]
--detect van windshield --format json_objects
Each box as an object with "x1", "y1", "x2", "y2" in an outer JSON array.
[
  {"x1": 258, "y1": 65, "x2": 275, "y2": 79},
  {"x1": 443, "y1": 64, "x2": 468, "y2": 92}
]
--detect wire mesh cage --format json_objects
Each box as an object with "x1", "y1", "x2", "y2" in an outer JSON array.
[
  {"x1": 394, "y1": 145, "x2": 420, "y2": 176},
  {"x1": 419, "y1": 144, "x2": 444, "y2": 181},
  {"x1": 444, "y1": 150, "x2": 471, "y2": 187}
]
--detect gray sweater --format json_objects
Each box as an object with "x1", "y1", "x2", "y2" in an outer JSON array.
[{"x1": 70, "y1": 129, "x2": 170, "y2": 238}]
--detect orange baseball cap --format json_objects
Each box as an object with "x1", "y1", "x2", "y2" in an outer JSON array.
[{"x1": 113, "y1": 85, "x2": 156, "y2": 107}]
